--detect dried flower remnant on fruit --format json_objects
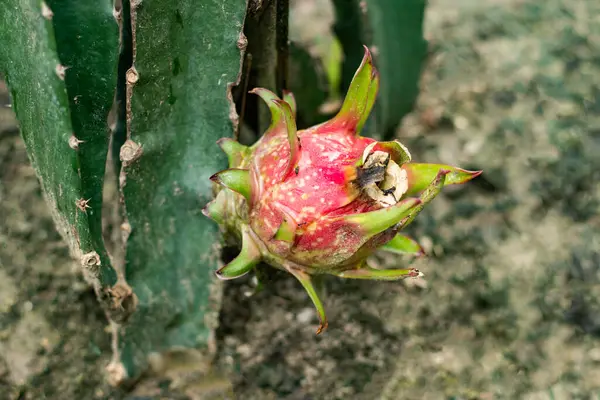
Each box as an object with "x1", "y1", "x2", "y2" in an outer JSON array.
[{"x1": 204, "y1": 46, "x2": 482, "y2": 334}]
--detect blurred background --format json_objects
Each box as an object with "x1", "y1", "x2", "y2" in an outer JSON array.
[{"x1": 1, "y1": 0, "x2": 599, "y2": 398}]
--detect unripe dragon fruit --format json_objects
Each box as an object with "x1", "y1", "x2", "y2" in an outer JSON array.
[{"x1": 204, "y1": 46, "x2": 481, "y2": 333}]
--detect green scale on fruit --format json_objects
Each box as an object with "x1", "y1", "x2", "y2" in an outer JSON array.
[{"x1": 204, "y1": 46, "x2": 481, "y2": 334}]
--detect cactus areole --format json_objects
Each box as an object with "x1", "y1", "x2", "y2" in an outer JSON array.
[{"x1": 204, "y1": 46, "x2": 481, "y2": 333}]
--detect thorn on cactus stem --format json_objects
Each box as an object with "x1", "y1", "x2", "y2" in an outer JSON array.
[
  {"x1": 68, "y1": 135, "x2": 84, "y2": 150},
  {"x1": 41, "y1": 1, "x2": 53, "y2": 20},
  {"x1": 75, "y1": 198, "x2": 92, "y2": 212},
  {"x1": 126, "y1": 67, "x2": 139, "y2": 84},
  {"x1": 55, "y1": 64, "x2": 68, "y2": 80}
]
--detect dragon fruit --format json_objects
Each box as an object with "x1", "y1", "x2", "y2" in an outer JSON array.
[{"x1": 204, "y1": 46, "x2": 481, "y2": 333}]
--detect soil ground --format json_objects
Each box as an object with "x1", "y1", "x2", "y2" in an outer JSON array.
[{"x1": 1, "y1": 0, "x2": 600, "y2": 399}]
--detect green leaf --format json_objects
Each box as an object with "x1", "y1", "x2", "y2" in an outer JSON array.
[
  {"x1": 341, "y1": 197, "x2": 421, "y2": 239},
  {"x1": 117, "y1": 0, "x2": 246, "y2": 380},
  {"x1": 332, "y1": 0, "x2": 428, "y2": 139},
  {"x1": 215, "y1": 225, "x2": 261, "y2": 280},
  {"x1": 403, "y1": 163, "x2": 483, "y2": 196},
  {"x1": 380, "y1": 234, "x2": 424, "y2": 256},
  {"x1": 0, "y1": 1, "x2": 118, "y2": 287},
  {"x1": 332, "y1": 45, "x2": 379, "y2": 134},
  {"x1": 210, "y1": 168, "x2": 251, "y2": 202},
  {"x1": 398, "y1": 170, "x2": 448, "y2": 230}
]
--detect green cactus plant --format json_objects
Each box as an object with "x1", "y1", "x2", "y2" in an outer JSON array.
[
  {"x1": 0, "y1": 0, "x2": 118, "y2": 293},
  {"x1": 114, "y1": 0, "x2": 247, "y2": 380},
  {"x1": 332, "y1": 0, "x2": 428, "y2": 139},
  {"x1": 0, "y1": 0, "x2": 248, "y2": 383}
]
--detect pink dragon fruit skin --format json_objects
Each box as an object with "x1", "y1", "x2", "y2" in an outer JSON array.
[{"x1": 205, "y1": 46, "x2": 481, "y2": 334}]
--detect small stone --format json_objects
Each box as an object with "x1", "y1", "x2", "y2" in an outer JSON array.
[
  {"x1": 237, "y1": 343, "x2": 252, "y2": 358},
  {"x1": 297, "y1": 307, "x2": 315, "y2": 324},
  {"x1": 0, "y1": 269, "x2": 18, "y2": 313},
  {"x1": 106, "y1": 360, "x2": 127, "y2": 386},
  {"x1": 589, "y1": 347, "x2": 600, "y2": 362},
  {"x1": 454, "y1": 115, "x2": 469, "y2": 130},
  {"x1": 420, "y1": 236, "x2": 433, "y2": 255},
  {"x1": 147, "y1": 352, "x2": 165, "y2": 372}
]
